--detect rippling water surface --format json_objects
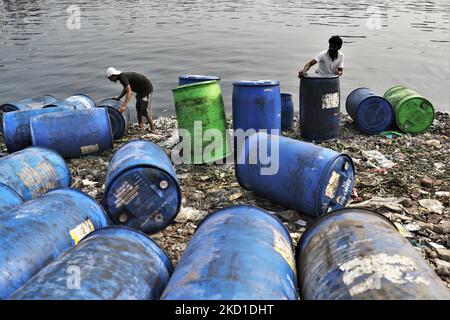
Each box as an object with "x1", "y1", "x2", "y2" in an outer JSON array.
[{"x1": 0, "y1": 0, "x2": 449, "y2": 117}]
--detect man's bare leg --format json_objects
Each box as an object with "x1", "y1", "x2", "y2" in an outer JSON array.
[{"x1": 145, "y1": 94, "x2": 154, "y2": 131}]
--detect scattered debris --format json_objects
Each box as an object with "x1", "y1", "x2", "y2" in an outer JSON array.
[
  {"x1": 1, "y1": 112, "x2": 449, "y2": 286},
  {"x1": 420, "y1": 177, "x2": 436, "y2": 188},
  {"x1": 419, "y1": 199, "x2": 445, "y2": 214},
  {"x1": 361, "y1": 150, "x2": 396, "y2": 169}
]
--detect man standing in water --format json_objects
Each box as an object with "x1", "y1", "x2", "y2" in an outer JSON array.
[
  {"x1": 105, "y1": 67, "x2": 154, "y2": 131},
  {"x1": 298, "y1": 35, "x2": 344, "y2": 77}
]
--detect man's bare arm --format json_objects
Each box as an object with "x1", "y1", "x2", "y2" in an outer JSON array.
[
  {"x1": 298, "y1": 59, "x2": 317, "y2": 77},
  {"x1": 118, "y1": 85, "x2": 132, "y2": 112}
]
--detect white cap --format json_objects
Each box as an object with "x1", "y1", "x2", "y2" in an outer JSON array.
[{"x1": 105, "y1": 67, "x2": 121, "y2": 78}]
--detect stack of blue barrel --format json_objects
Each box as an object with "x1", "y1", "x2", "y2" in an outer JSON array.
[
  {"x1": 0, "y1": 139, "x2": 181, "y2": 300},
  {"x1": 1, "y1": 94, "x2": 114, "y2": 158}
]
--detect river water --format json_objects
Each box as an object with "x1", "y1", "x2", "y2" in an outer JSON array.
[{"x1": 0, "y1": 0, "x2": 449, "y2": 118}]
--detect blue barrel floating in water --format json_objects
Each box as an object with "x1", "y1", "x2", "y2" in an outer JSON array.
[
  {"x1": 235, "y1": 132, "x2": 355, "y2": 217},
  {"x1": 43, "y1": 94, "x2": 96, "y2": 110},
  {"x1": 281, "y1": 93, "x2": 294, "y2": 130},
  {"x1": 0, "y1": 188, "x2": 110, "y2": 299},
  {"x1": 97, "y1": 98, "x2": 130, "y2": 140},
  {"x1": 346, "y1": 87, "x2": 394, "y2": 135},
  {"x1": 161, "y1": 205, "x2": 298, "y2": 300},
  {"x1": 0, "y1": 183, "x2": 23, "y2": 214},
  {"x1": 103, "y1": 140, "x2": 182, "y2": 234},
  {"x1": 30, "y1": 108, "x2": 113, "y2": 158},
  {"x1": 11, "y1": 227, "x2": 173, "y2": 300},
  {"x1": 0, "y1": 95, "x2": 57, "y2": 133},
  {"x1": 232, "y1": 80, "x2": 281, "y2": 135},
  {"x1": 179, "y1": 75, "x2": 221, "y2": 86},
  {"x1": 3, "y1": 106, "x2": 73, "y2": 153},
  {"x1": 296, "y1": 208, "x2": 450, "y2": 300},
  {"x1": 300, "y1": 73, "x2": 340, "y2": 141},
  {"x1": 0, "y1": 147, "x2": 71, "y2": 201}
]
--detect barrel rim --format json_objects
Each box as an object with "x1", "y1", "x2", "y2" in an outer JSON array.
[
  {"x1": 300, "y1": 73, "x2": 339, "y2": 79},
  {"x1": 344, "y1": 87, "x2": 371, "y2": 108},
  {"x1": 315, "y1": 153, "x2": 355, "y2": 217},
  {"x1": 194, "y1": 204, "x2": 294, "y2": 247},
  {"x1": 281, "y1": 92, "x2": 293, "y2": 98},
  {"x1": 172, "y1": 80, "x2": 219, "y2": 92},
  {"x1": 0, "y1": 94, "x2": 57, "y2": 109},
  {"x1": 72, "y1": 93, "x2": 97, "y2": 108},
  {"x1": 80, "y1": 226, "x2": 174, "y2": 273},
  {"x1": 232, "y1": 80, "x2": 280, "y2": 86},
  {"x1": 179, "y1": 75, "x2": 221, "y2": 81},
  {"x1": 0, "y1": 182, "x2": 25, "y2": 202},
  {"x1": 97, "y1": 104, "x2": 128, "y2": 140},
  {"x1": 20, "y1": 145, "x2": 72, "y2": 186},
  {"x1": 383, "y1": 85, "x2": 407, "y2": 97},
  {"x1": 294, "y1": 207, "x2": 398, "y2": 263}
]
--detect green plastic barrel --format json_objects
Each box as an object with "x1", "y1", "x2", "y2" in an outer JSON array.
[
  {"x1": 172, "y1": 80, "x2": 230, "y2": 164},
  {"x1": 383, "y1": 86, "x2": 435, "y2": 134}
]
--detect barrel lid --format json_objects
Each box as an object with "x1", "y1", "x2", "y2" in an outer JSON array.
[
  {"x1": 104, "y1": 166, "x2": 181, "y2": 234},
  {"x1": 396, "y1": 97, "x2": 435, "y2": 134},
  {"x1": 301, "y1": 73, "x2": 339, "y2": 79},
  {"x1": 179, "y1": 75, "x2": 220, "y2": 81},
  {"x1": 316, "y1": 154, "x2": 355, "y2": 217},
  {"x1": 172, "y1": 80, "x2": 218, "y2": 92},
  {"x1": 233, "y1": 80, "x2": 280, "y2": 86},
  {"x1": 355, "y1": 96, "x2": 394, "y2": 135}
]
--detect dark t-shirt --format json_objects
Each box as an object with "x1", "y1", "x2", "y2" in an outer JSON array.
[{"x1": 119, "y1": 72, "x2": 153, "y2": 96}]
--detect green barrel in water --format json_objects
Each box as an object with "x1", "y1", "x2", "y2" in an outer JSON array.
[
  {"x1": 172, "y1": 80, "x2": 230, "y2": 164},
  {"x1": 383, "y1": 86, "x2": 435, "y2": 134}
]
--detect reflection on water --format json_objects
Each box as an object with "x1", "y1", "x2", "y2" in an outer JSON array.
[{"x1": 0, "y1": 0, "x2": 449, "y2": 117}]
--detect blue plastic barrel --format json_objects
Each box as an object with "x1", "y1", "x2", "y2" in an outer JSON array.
[
  {"x1": 299, "y1": 73, "x2": 340, "y2": 141},
  {"x1": 346, "y1": 87, "x2": 394, "y2": 135},
  {"x1": 235, "y1": 132, "x2": 355, "y2": 217},
  {"x1": 97, "y1": 98, "x2": 130, "y2": 140},
  {"x1": 103, "y1": 140, "x2": 181, "y2": 234},
  {"x1": 161, "y1": 205, "x2": 298, "y2": 300},
  {"x1": 0, "y1": 183, "x2": 23, "y2": 214},
  {"x1": 179, "y1": 75, "x2": 221, "y2": 86},
  {"x1": 232, "y1": 80, "x2": 281, "y2": 136},
  {"x1": 281, "y1": 93, "x2": 294, "y2": 130},
  {"x1": 296, "y1": 208, "x2": 450, "y2": 300},
  {"x1": 0, "y1": 147, "x2": 71, "y2": 201},
  {"x1": 30, "y1": 108, "x2": 113, "y2": 158},
  {"x1": 43, "y1": 94, "x2": 96, "y2": 109},
  {"x1": 0, "y1": 95, "x2": 57, "y2": 133},
  {"x1": 0, "y1": 188, "x2": 110, "y2": 299},
  {"x1": 3, "y1": 106, "x2": 73, "y2": 153},
  {"x1": 11, "y1": 227, "x2": 173, "y2": 300}
]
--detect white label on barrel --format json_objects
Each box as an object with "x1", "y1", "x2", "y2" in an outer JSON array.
[
  {"x1": 80, "y1": 144, "x2": 99, "y2": 155},
  {"x1": 114, "y1": 179, "x2": 141, "y2": 208},
  {"x1": 70, "y1": 219, "x2": 95, "y2": 245},
  {"x1": 322, "y1": 92, "x2": 340, "y2": 109},
  {"x1": 325, "y1": 171, "x2": 341, "y2": 199},
  {"x1": 338, "y1": 253, "x2": 431, "y2": 297}
]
